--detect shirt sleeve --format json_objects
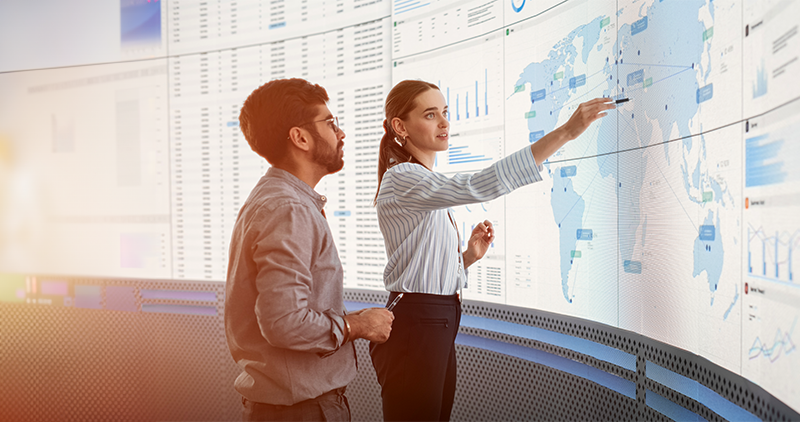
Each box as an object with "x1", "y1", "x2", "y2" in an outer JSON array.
[
  {"x1": 249, "y1": 202, "x2": 346, "y2": 355},
  {"x1": 382, "y1": 145, "x2": 543, "y2": 212}
]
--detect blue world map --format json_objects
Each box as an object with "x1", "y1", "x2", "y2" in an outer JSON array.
[{"x1": 513, "y1": 0, "x2": 731, "y2": 306}]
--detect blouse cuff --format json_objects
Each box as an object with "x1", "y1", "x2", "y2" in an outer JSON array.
[{"x1": 495, "y1": 146, "x2": 543, "y2": 192}]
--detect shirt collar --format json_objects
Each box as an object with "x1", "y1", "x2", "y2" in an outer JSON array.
[{"x1": 266, "y1": 167, "x2": 328, "y2": 212}]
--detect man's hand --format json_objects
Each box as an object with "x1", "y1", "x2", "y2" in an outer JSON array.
[
  {"x1": 345, "y1": 307, "x2": 394, "y2": 344},
  {"x1": 463, "y1": 220, "x2": 494, "y2": 269}
]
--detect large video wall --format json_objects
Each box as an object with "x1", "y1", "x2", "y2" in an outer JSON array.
[{"x1": 0, "y1": 0, "x2": 797, "y2": 411}]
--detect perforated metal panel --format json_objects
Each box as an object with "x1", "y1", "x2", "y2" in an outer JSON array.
[
  {"x1": 344, "y1": 290, "x2": 800, "y2": 422},
  {"x1": 0, "y1": 278, "x2": 240, "y2": 422},
  {"x1": 1, "y1": 281, "x2": 798, "y2": 421},
  {"x1": 452, "y1": 346, "x2": 640, "y2": 422}
]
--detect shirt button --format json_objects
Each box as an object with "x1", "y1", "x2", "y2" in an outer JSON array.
[{"x1": 320, "y1": 195, "x2": 327, "y2": 202}]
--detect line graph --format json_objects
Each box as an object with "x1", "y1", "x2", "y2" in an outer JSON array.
[{"x1": 749, "y1": 318, "x2": 797, "y2": 362}]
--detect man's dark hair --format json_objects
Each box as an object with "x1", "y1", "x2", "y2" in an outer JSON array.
[{"x1": 239, "y1": 78, "x2": 329, "y2": 165}]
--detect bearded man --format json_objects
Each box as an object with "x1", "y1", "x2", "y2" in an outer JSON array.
[{"x1": 225, "y1": 78, "x2": 394, "y2": 421}]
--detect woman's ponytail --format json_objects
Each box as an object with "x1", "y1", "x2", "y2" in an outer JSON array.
[
  {"x1": 374, "y1": 120, "x2": 413, "y2": 203},
  {"x1": 374, "y1": 80, "x2": 440, "y2": 206}
]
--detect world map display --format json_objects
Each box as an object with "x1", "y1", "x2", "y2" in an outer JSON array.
[{"x1": 392, "y1": 0, "x2": 798, "y2": 409}]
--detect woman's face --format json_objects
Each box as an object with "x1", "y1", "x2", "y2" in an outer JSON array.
[{"x1": 393, "y1": 88, "x2": 450, "y2": 155}]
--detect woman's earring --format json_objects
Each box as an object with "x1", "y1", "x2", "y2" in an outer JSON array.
[{"x1": 396, "y1": 136, "x2": 407, "y2": 147}]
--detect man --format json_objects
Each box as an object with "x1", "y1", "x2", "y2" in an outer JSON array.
[{"x1": 225, "y1": 78, "x2": 394, "y2": 421}]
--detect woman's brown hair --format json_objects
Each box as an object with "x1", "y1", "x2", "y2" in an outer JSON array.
[{"x1": 374, "y1": 79, "x2": 440, "y2": 205}]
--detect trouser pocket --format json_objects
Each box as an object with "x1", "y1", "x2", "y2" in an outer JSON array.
[{"x1": 419, "y1": 317, "x2": 449, "y2": 327}]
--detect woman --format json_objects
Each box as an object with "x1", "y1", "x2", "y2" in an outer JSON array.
[{"x1": 370, "y1": 79, "x2": 614, "y2": 421}]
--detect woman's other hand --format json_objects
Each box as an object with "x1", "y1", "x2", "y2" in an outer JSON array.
[{"x1": 462, "y1": 219, "x2": 494, "y2": 269}]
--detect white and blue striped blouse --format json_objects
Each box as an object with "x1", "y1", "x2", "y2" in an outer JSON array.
[{"x1": 375, "y1": 146, "x2": 543, "y2": 295}]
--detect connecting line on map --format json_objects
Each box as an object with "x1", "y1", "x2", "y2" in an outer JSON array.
[
  {"x1": 575, "y1": 127, "x2": 607, "y2": 168},
  {"x1": 649, "y1": 149, "x2": 699, "y2": 233},
  {"x1": 556, "y1": 77, "x2": 615, "y2": 110},
  {"x1": 554, "y1": 63, "x2": 693, "y2": 110},
  {"x1": 515, "y1": 62, "x2": 695, "y2": 112},
  {"x1": 546, "y1": 68, "x2": 607, "y2": 98},
  {"x1": 555, "y1": 154, "x2": 613, "y2": 227},
  {"x1": 623, "y1": 66, "x2": 695, "y2": 96},
  {"x1": 546, "y1": 94, "x2": 800, "y2": 165},
  {"x1": 551, "y1": 154, "x2": 610, "y2": 303},
  {"x1": 544, "y1": 97, "x2": 614, "y2": 178},
  {"x1": 557, "y1": 63, "x2": 693, "y2": 110},
  {"x1": 566, "y1": 168, "x2": 606, "y2": 302},
  {"x1": 508, "y1": 68, "x2": 607, "y2": 103},
  {"x1": 620, "y1": 62, "x2": 695, "y2": 70},
  {"x1": 569, "y1": 262, "x2": 579, "y2": 302},
  {"x1": 564, "y1": 116, "x2": 618, "y2": 179},
  {"x1": 615, "y1": 104, "x2": 640, "y2": 140}
]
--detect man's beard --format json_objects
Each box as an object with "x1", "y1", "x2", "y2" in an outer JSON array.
[{"x1": 310, "y1": 128, "x2": 344, "y2": 173}]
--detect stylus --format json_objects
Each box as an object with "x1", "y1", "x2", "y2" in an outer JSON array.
[{"x1": 387, "y1": 293, "x2": 404, "y2": 311}]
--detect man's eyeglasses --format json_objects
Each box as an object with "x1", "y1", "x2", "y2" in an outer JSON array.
[{"x1": 297, "y1": 116, "x2": 341, "y2": 135}]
